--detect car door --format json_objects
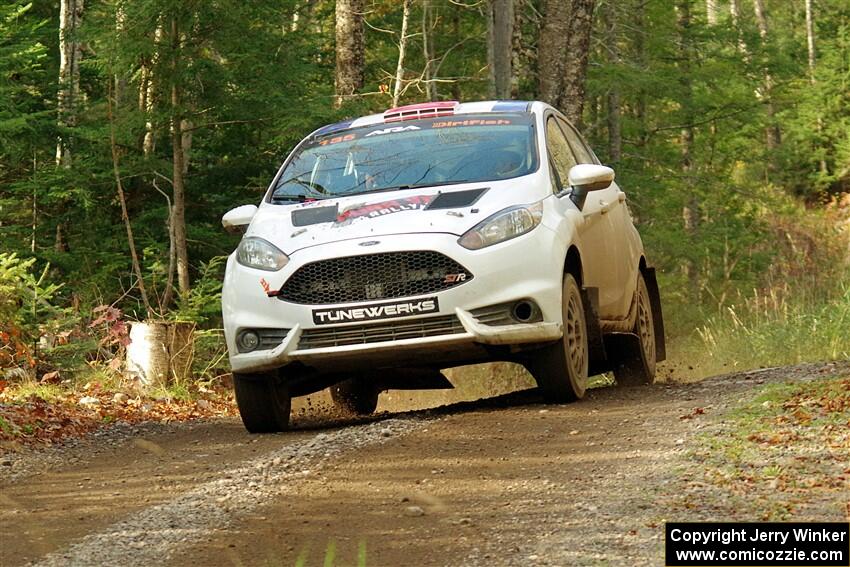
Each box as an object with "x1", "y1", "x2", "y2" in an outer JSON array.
[
  {"x1": 545, "y1": 116, "x2": 619, "y2": 319},
  {"x1": 556, "y1": 117, "x2": 633, "y2": 320}
]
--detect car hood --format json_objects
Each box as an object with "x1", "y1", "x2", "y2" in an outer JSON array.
[{"x1": 246, "y1": 179, "x2": 543, "y2": 254}]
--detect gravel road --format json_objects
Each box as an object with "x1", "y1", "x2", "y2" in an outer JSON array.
[{"x1": 2, "y1": 361, "x2": 848, "y2": 567}]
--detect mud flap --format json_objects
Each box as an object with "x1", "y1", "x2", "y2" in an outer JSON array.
[
  {"x1": 603, "y1": 332, "x2": 641, "y2": 371},
  {"x1": 582, "y1": 287, "x2": 611, "y2": 375},
  {"x1": 643, "y1": 267, "x2": 666, "y2": 362}
]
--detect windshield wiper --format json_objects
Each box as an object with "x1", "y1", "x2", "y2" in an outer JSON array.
[
  {"x1": 340, "y1": 179, "x2": 474, "y2": 198},
  {"x1": 270, "y1": 194, "x2": 322, "y2": 203}
]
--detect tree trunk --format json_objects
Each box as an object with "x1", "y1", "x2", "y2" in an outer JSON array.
[
  {"x1": 170, "y1": 17, "x2": 190, "y2": 298},
  {"x1": 334, "y1": 0, "x2": 365, "y2": 108},
  {"x1": 677, "y1": 1, "x2": 694, "y2": 174},
  {"x1": 805, "y1": 0, "x2": 816, "y2": 79},
  {"x1": 488, "y1": 0, "x2": 513, "y2": 99},
  {"x1": 729, "y1": 0, "x2": 750, "y2": 62},
  {"x1": 753, "y1": 0, "x2": 781, "y2": 158},
  {"x1": 450, "y1": 2, "x2": 461, "y2": 101},
  {"x1": 561, "y1": 0, "x2": 595, "y2": 127},
  {"x1": 537, "y1": 0, "x2": 569, "y2": 107},
  {"x1": 634, "y1": 0, "x2": 648, "y2": 148},
  {"x1": 538, "y1": 0, "x2": 595, "y2": 126},
  {"x1": 806, "y1": 0, "x2": 826, "y2": 173},
  {"x1": 604, "y1": 0, "x2": 621, "y2": 162},
  {"x1": 56, "y1": 0, "x2": 83, "y2": 166},
  {"x1": 706, "y1": 0, "x2": 718, "y2": 25},
  {"x1": 108, "y1": 79, "x2": 152, "y2": 314},
  {"x1": 140, "y1": 20, "x2": 163, "y2": 158},
  {"x1": 510, "y1": 0, "x2": 527, "y2": 97},
  {"x1": 677, "y1": 0, "x2": 699, "y2": 297},
  {"x1": 114, "y1": 3, "x2": 127, "y2": 106},
  {"x1": 392, "y1": 0, "x2": 411, "y2": 108},
  {"x1": 422, "y1": 0, "x2": 437, "y2": 101},
  {"x1": 139, "y1": 60, "x2": 155, "y2": 156},
  {"x1": 126, "y1": 321, "x2": 195, "y2": 388}
]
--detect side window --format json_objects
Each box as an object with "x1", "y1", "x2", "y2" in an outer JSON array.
[
  {"x1": 556, "y1": 118, "x2": 596, "y2": 164},
  {"x1": 545, "y1": 117, "x2": 578, "y2": 191}
]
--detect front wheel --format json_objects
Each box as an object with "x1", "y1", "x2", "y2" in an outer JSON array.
[
  {"x1": 527, "y1": 273, "x2": 588, "y2": 402},
  {"x1": 330, "y1": 378, "x2": 380, "y2": 415},
  {"x1": 614, "y1": 272, "x2": 657, "y2": 386},
  {"x1": 233, "y1": 372, "x2": 292, "y2": 433}
]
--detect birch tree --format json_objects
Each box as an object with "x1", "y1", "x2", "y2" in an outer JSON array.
[
  {"x1": 604, "y1": 0, "x2": 621, "y2": 162},
  {"x1": 706, "y1": 0, "x2": 718, "y2": 25},
  {"x1": 805, "y1": 0, "x2": 826, "y2": 173},
  {"x1": 677, "y1": 0, "x2": 699, "y2": 296},
  {"x1": 56, "y1": 0, "x2": 83, "y2": 166},
  {"x1": 392, "y1": 0, "x2": 411, "y2": 107},
  {"x1": 805, "y1": 0, "x2": 816, "y2": 80},
  {"x1": 729, "y1": 0, "x2": 751, "y2": 61},
  {"x1": 334, "y1": 0, "x2": 365, "y2": 108},
  {"x1": 753, "y1": 0, "x2": 781, "y2": 158}
]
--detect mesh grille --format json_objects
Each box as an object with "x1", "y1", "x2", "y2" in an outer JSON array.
[
  {"x1": 298, "y1": 315, "x2": 465, "y2": 350},
  {"x1": 277, "y1": 251, "x2": 472, "y2": 305}
]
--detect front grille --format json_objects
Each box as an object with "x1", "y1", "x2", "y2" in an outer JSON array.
[
  {"x1": 298, "y1": 315, "x2": 465, "y2": 350},
  {"x1": 277, "y1": 251, "x2": 472, "y2": 305}
]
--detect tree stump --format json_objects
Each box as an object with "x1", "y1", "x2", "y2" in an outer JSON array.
[{"x1": 126, "y1": 321, "x2": 195, "y2": 388}]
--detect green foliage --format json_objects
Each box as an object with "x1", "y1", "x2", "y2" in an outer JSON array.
[
  {"x1": 0, "y1": 2, "x2": 49, "y2": 169},
  {"x1": 0, "y1": 0, "x2": 848, "y2": 379},
  {"x1": 169, "y1": 256, "x2": 226, "y2": 325},
  {"x1": 0, "y1": 252, "x2": 61, "y2": 334},
  {"x1": 0, "y1": 252, "x2": 94, "y2": 375}
]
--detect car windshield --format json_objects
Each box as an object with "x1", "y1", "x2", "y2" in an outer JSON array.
[{"x1": 270, "y1": 113, "x2": 537, "y2": 202}]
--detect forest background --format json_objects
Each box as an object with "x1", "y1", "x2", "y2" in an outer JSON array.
[{"x1": 1, "y1": 0, "x2": 849, "y2": 398}]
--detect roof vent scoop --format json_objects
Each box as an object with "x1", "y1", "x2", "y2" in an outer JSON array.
[{"x1": 383, "y1": 101, "x2": 459, "y2": 123}]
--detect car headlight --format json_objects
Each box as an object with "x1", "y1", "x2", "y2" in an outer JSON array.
[
  {"x1": 236, "y1": 237, "x2": 289, "y2": 271},
  {"x1": 458, "y1": 202, "x2": 544, "y2": 250}
]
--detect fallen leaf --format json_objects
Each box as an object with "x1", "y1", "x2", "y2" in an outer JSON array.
[{"x1": 40, "y1": 371, "x2": 61, "y2": 384}]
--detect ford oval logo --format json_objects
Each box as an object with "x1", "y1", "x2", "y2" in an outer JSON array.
[{"x1": 359, "y1": 240, "x2": 380, "y2": 247}]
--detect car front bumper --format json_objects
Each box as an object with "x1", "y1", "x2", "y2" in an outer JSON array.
[{"x1": 222, "y1": 229, "x2": 566, "y2": 375}]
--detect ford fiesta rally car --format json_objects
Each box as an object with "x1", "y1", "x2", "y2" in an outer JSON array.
[{"x1": 221, "y1": 100, "x2": 665, "y2": 433}]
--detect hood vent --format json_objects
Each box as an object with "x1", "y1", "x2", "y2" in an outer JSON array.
[
  {"x1": 426, "y1": 188, "x2": 488, "y2": 210},
  {"x1": 291, "y1": 205, "x2": 339, "y2": 227}
]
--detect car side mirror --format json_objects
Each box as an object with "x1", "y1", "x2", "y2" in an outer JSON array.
[
  {"x1": 222, "y1": 204, "x2": 258, "y2": 234},
  {"x1": 568, "y1": 164, "x2": 615, "y2": 210}
]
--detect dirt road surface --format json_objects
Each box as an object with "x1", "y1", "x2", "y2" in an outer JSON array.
[{"x1": 2, "y1": 362, "x2": 848, "y2": 567}]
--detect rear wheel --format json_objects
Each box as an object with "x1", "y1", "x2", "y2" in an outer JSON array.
[
  {"x1": 527, "y1": 274, "x2": 588, "y2": 402},
  {"x1": 233, "y1": 372, "x2": 291, "y2": 433},
  {"x1": 614, "y1": 272, "x2": 657, "y2": 386},
  {"x1": 330, "y1": 378, "x2": 380, "y2": 415}
]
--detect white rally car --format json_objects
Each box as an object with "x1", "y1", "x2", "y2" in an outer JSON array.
[{"x1": 221, "y1": 100, "x2": 665, "y2": 432}]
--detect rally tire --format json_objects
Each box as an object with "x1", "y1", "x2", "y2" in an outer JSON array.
[
  {"x1": 233, "y1": 372, "x2": 292, "y2": 433},
  {"x1": 614, "y1": 272, "x2": 657, "y2": 386},
  {"x1": 528, "y1": 274, "x2": 588, "y2": 403},
  {"x1": 331, "y1": 378, "x2": 380, "y2": 415}
]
